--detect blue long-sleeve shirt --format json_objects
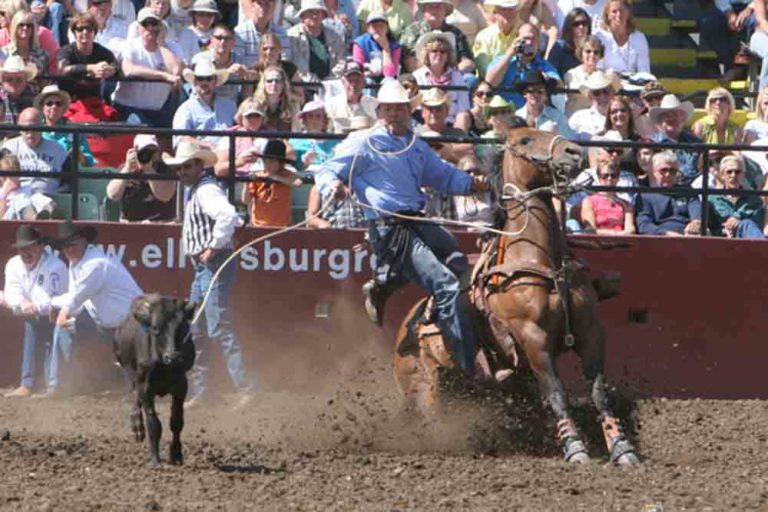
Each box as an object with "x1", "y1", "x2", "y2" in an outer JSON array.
[
  {"x1": 635, "y1": 191, "x2": 701, "y2": 235},
  {"x1": 315, "y1": 125, "x2": 474, "y2": 220}
]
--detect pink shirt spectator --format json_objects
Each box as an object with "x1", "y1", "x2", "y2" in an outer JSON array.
[
  {"x1": 0, "y1": 26, "x2": 59, "y2": 74},
  {"x1": 352, "y1": 42, "x2": 401, "y2": 78},
  {"x1": 582, "y1": 194, "x2": 627, "y2": 231}
]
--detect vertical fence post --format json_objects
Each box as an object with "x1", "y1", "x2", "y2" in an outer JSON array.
[
  {"x1": 700, "y1": 148, "x2": 710, "y2": 236},
  {"x1": 228, "y1": 131, "x2": 236, "y2": 203},
  {"x1": 71, "y1": 130, "x2": 81, "y2": 220}
]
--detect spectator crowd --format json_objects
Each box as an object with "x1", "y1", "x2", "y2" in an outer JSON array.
[{"x1": 0, "y1": 0, "x2": 766, "y2": 238}]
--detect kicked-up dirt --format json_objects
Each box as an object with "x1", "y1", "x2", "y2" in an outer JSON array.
[{"x1": 1, "y1": 369, "x2": 767, "y2": 512}]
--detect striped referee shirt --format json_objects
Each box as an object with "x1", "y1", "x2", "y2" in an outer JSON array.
[{"x1": 182, "y1": 175, "x2": 243, "y2": 257}]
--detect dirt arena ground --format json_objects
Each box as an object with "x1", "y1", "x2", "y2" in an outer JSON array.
[{"x1": 1, "y1": 356, "x2": 767, "y2": 512}]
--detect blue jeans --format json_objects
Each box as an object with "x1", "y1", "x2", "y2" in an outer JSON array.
[
  {"x1": 736, "y1": 218, "x2": 765, "y2": 239},
  {"x1": 188, "y1": 249, "x2": 251, "y2": 398},
  {"x1": 369, "y1": 222, "x2": 477, "y2": 373},
  {"x1": 47, "y1": 312, "x2": 113, "y2": 390},
  {"x1": 20, "y1": 317, "x2": 54, "y2": 390}
]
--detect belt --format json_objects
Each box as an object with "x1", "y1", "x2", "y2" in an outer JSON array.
[{"x1": 368, "y1": 211, "x2": 424, "y2": 228}]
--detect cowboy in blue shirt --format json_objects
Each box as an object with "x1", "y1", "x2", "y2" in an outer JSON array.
[{"x1": 316, "y1": 79, "x2": 486, "y2": 375}]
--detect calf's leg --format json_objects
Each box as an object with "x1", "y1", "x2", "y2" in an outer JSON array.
[
  {"x1": 140, "y1": 385, "x2": 162, "y2": 468},
  {"x1": 169, "y1": 376, "x2": 187, "y2": 465}
]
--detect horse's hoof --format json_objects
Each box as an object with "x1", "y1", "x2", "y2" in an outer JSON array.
[
  {"x1": 147, "y1": 460, "x2": 162, "y2": 470},
  {"x1": 567, "y1": 451, "x2": 591, "y2": 464},
  {"x1": 563, "y1": 438, "x2": 590, "y2": 464},
  {"x1": 616, "y1": 452, "x2": 641, "y2": 466}
]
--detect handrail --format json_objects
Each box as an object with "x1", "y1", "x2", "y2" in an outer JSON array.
[{"x1": 3, "y1": 122, "x2": 767, "y2": 235}]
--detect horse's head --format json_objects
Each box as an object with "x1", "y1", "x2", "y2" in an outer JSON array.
[{"x1": 501, "y1": 127, "x2": 582, "y2": 193}]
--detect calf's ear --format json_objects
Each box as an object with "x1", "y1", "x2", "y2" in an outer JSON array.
[
  {"x1": 182, "y1": 300, "x2": 199, "y2": 321},
  {"x1": 133, "y1": 296, "x2": 153, "y2": 325}
]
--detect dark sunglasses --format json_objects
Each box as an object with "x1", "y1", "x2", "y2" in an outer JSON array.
[
  {"x1": 606, "y1": 148, "x2": 623, "y2": 155},
  {"x1": 73, "y1": 25, "x2": 95, "y2": 33},
  {"x1": 657, "y1": 167, "x2": 679, "y2": 174},
  {"x1": 195, "y1": 75, "x2": 215, "y2": 81},
  {"x1": 709, "y1": 96, "x2": 729, "y2": 104},
  {"x1": 475, "y1": 90, "x2": 493, "y2": 98},
  {"x1": 525, "y1": 87, "x2": 546, "y2": 95},
  {"x1": 592, "y1": 87, "x2": 613, "y2": 96},
  {"x1": 17, "y1": 23, "x2": 34, "y2": 29},
  {"x1": 44, "y1": 100, "x2": 63, "y2": 107},
  {"x1": 572, "y1": 19, "x2": 589, "y2": 27},
  {"x1": 212, "y1": 34, "x2": 233, "y2": 41}
]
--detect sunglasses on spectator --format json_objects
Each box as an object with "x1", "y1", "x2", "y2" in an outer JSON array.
[
  {"x1": 475, "y1": 90, "x2": 493, "y2": 98},
  {"x1": 265, "y1": 77, "x2": 282, "y2": 83},
  {"x1": 592, "y1": 87, "x2": 612, "y2": 96},
  {"x1": 44, "y1": 100, "x2": 63, "y2": 107},
  {"x1": 17, "y1": 23, "x2": 33, "y2": 29},
  {"x1": 657, "y1": 166, "x2": 679, "y2": 174},
  {"x1": 195, "y1": 75, "x2": 215, "y2": 82},
  {"x1": 709, "y1": 96, "x2": 728, "y2": 104},
  {"x1": 73, "y1": 25, "x2": 96, "y2": 33},
  {"x1": 3, "y1": 76, "x2": 25, "y2": 84},
  {"x1": 599, "y1": 172, "x2": 619, "y2": 179},
  {"x1": 610, "y1": 107, "x2": 629, "y2": 114},
  {"x1": 213, "y1": 34, "x2": 233, "y2": 41},
  {"x1": 605, "y1": 148, "x2": 623, "y2": 155},
  {"x1": 572, "y1": 19, "x2": 589, "y2": 27},
  {"x1": 525, "y1": 87, "x2": 546, "y2": 95}
]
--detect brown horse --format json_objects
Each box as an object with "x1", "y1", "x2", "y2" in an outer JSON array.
[{"x1": 394, "y1": 127, "x2": 639, "y2": 465}]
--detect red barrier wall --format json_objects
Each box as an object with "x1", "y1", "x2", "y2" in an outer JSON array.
[{"x1": 0, "y1": 221, "x2": 765, "y2": 398}]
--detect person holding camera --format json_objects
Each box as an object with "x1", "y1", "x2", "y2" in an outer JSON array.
[
  {"x1": 485, "y1": 21, "x2": 561, "y2": 108},
  {"x1": 106, "y1": 134, "x2": 177, "y2": 222}
]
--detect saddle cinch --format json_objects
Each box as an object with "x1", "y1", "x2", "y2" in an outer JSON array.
[{"x1": 403, "y1": 236, "x2": 623, "y2": 382}]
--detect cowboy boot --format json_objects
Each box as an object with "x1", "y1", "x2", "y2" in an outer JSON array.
[{"x1": 362, "y1": 280, "x2": 390, "y2": 327}]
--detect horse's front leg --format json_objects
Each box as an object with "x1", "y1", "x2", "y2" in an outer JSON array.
[
  {"x1": 140, "y1": 384, "x2": 162, "y2": 468},
  {"x1": 577, "y1": 316, "x2": 640, "y2": 466},
  {"x1": 168, "y1": 374, "x2": 187, "y2": 466},
  {"x1": 517, "y1": 320, "x2": 590, "y2": 463}
]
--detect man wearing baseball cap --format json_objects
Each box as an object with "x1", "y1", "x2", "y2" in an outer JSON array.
[
  {"x1": 106, "y1": 133, "x2": 176, "y2": 222},
  {"x1": 326, "y1": 59, "x2": 377, "y2": 133}
]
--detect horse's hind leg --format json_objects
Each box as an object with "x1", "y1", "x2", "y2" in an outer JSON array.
[
  {"x1": 517, "y1": 321, "x2": 590, "y2": 463},
  {"x1": 168, "y1": 376, "x2": 187, "y2": 466},
  {"x1": 577, "y1": 311, "x2": 639, "y2": 465}
]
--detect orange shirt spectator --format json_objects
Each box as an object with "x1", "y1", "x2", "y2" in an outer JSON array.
[{"x1": 241, "y1": 140, "x2": 302, "y2": 227}]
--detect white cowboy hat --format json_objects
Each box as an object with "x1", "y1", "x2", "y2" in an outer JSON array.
[
  {"x1": 596, "y1": 130, "x2": 627, "y2": 155},
  {"x1": 182, "y1": 59, "x2": 230, "y2": 87},
  {"x1": 0, "y1": 55, "x2": 38, "y2": 82},
  {"x1": 420, "y1": 87, "x2": 452, "y2": 108},
  {"x1": 297, "y1": 0, "x2": 328, "y2": 18},
  {"x1": 484, "y1": 0, "x2": 519, "y2": 12},
  {"x1": 189, "y1": 0, "x2": 221, "y2": 18},
  {"x1": 33, "y1": 84, "x2": 72, "y2": 112},
  {"x1": 163, "y1": 139, "x2": 218, "y2": 167},
  {"x1": 414, "y1": 30, "x2": 457, "y2": 58},
  {"x1": 137, "y1": 7, "x2": 161, "y2": 24},
  {"x1": 648, "y1": 94, "x2": 695, "y2": 125},
  {"x1": 373, "y1": 79, "x2": 421, "y2": 110},
  {"x1": 578, "y1": 70, "x2": 620, "y2": 97},
  {"x1": 416, "y1": 0, "x2": 453, "y2": 14}
]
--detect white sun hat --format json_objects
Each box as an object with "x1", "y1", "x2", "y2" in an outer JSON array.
[
  {"x1": 182, "y1": 58, "x2": 230, "y2": 87},
  {"x1": 578, "y1": 70, "x2": 620, "y2": 97},
  {"x1": 297, "y1": 0, "x2": 328, "y2": 18}
]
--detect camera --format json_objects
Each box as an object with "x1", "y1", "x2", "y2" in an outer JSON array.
[{"x1": 515, "y1": 42, "x2": 535, "y2": 56}]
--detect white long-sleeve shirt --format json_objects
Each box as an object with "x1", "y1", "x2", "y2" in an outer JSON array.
[
  {"x1": 595, "y1": 29, "x2": 650, "y2": 75},
  {"x1": 51, "y1": 245, "x2": 143, "y2": 329},
  {"x1": 3, "y1": 248, "x2": 68, "y2": 316}
]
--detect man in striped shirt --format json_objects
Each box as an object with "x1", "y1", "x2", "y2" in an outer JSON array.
[{"x1": 166, "y1": 139, "x2": 253, "y2": 409}]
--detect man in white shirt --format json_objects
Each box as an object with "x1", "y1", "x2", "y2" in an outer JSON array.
[
  {"x1": 234, "y1": 0, "x2": 291, "y2": 68},
  {"x1": 1, "y1": 226, "x2": 68, "y2": 397},
  {"x1": 89, "y1": 0, "x2": 129, "y2": 55},
  {"x1": 325, "y1": 61, "x2": 376, "y2": 133},
  {"x1": 164, "y1": 139, "x2": 253, "y2": 409},
  {"x1": 43, "y1": 221, "x2": 144, "y2": 397},
  {"x1": 2, "y1": 108, "x2": 69, "y2": 196},
  {"x1": 568, "y1": 70, "x2": 617, "y2": 141}
]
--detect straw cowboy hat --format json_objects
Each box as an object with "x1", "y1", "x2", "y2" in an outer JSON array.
[
  {"x1": 163, "y1": 139, "x2": 218, "y2": 167},
  {"x1": 189, "y1": 0, "x2": 221, "y2": 19},
  {"x1": 374, "y1": 79, "x2": 421, "y2": 110},
  {"x1": 182, "y1": 59, "x2": 230, "y2": 87},
  {"x1": 578, "y1": 70, "x2": 620, "y2": 97},
  {"x1": 416, "y1": 0, "x2": 453, "y2": 14},
  {"x1": 414, "y1": 30, "x2": 457, "y2": 57},
  {"x1": 33, "y1": 84, "x2": 72, "y2": 112},
  {"x1": 421, "y1": 87, "x2": 452, "y2": 108},
  {"x1": 0, "y1": 55, "x2": 38, "y2": 82},
  {"x1": 648, "y1": 94, "x2": 695, "y2": 124},
  {"x1": 297, "y1": 0, "x2": 328, "y2": 18},
  {"x1": 10, "y1": 225, "x2": 45, "y2": 249},
  {"x1": 483, "y1": 95, "x2": 513, "y2": 118},
  {"x1": 55, "y1": 220, "x2": 98, "y2": 245}
]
